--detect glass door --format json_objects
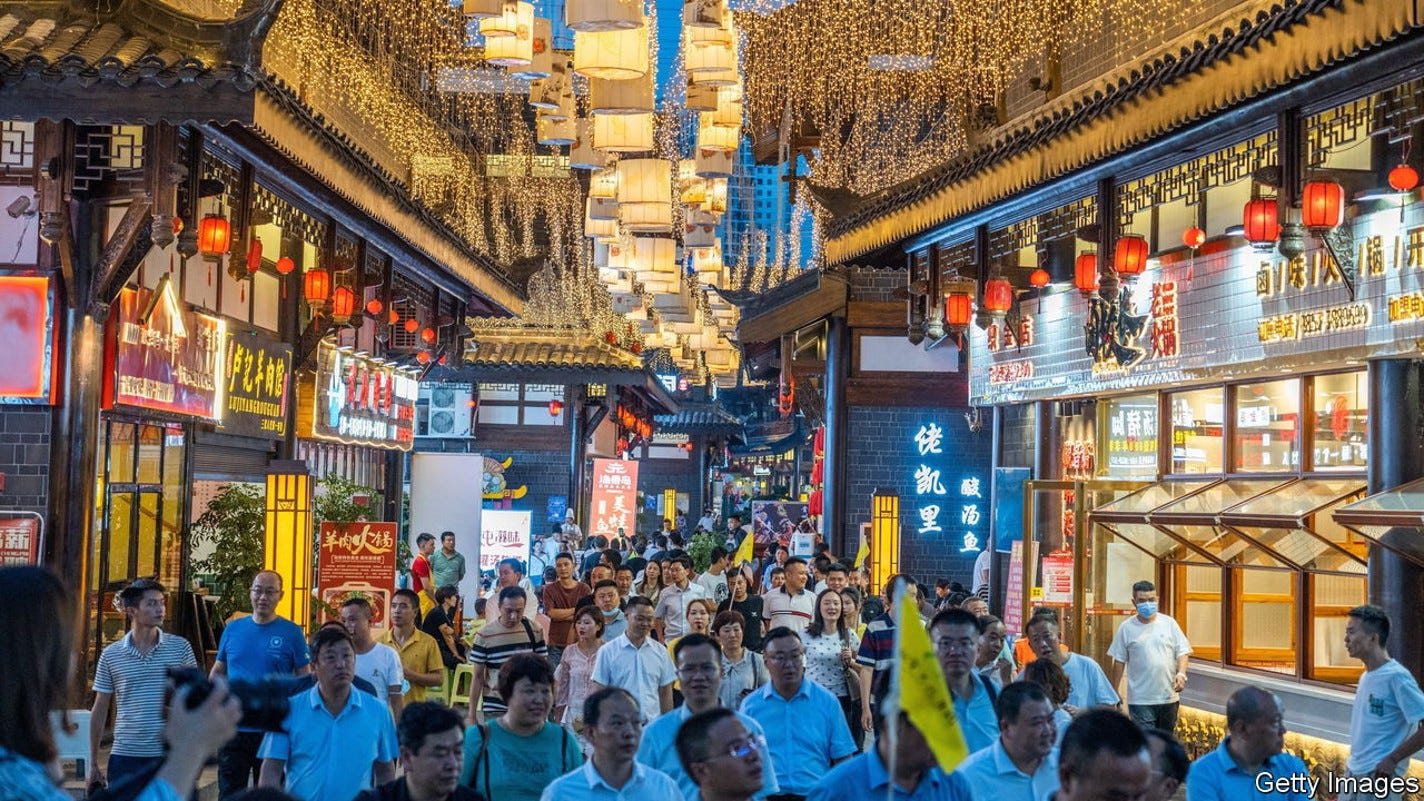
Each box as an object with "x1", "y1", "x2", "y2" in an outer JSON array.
[{"x1": 88, "y1": 418, "x2": 188, "y2": 671}]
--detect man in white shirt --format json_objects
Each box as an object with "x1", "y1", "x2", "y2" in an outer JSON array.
[
  {"x1": 1339, "y1": 604, "x2": 1424, "y2": 801},
  {"x1": 694, "y1": 547, "x2": 731, "y2": 607},
  {"x1": 655, "y1": 554, "x2": 709, "y2": 640},
  {"x1": 540, "y1": 687, "x2": 682, "y2": 801},
  {"x1": 1107, "y1": 580, "x2": 1191, "y2": 732},
  {"x1": 340, "y1": 597, "x2": 406, "y2": 719},
  {"x1": 591, "y1": 596, "x2": 676, "y2": 722},
  {"x1": 1024, "y1": 612, "x2": 1120, "y2": 714},
  {"x1": 954, "y1": 682, "x2": 1059, "y2": 801},
  {"x1": 762, "y1": 557, "x2": 815, "y2": 634}
]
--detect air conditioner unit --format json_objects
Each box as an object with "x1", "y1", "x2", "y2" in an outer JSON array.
[{"x1": 417, "y1": 383, "x2": 474, "y2": 438}]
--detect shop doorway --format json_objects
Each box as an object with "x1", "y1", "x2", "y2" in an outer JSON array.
[{"x1": 88, "y1": 418, "x2": 188, "y2": 668}]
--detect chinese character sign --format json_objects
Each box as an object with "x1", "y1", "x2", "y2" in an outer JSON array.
[
  {"x1": 589, "y1": 458, "x2": 640, "y2": 539},
  {"x1": 481, "y1": 509, "x2": 532, "y2": 573},
  {"x1": 0, "y1": 515, "x2": 40, "y2": 565},
  {"x1": 317, "y1": 522, "x2": 398, "y2": 630},
  {"x1": 909, "y1": 422, "x2": 986, "y2": 553}
]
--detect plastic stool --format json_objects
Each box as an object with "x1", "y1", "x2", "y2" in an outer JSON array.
[
  {"x1": 449, "y1": 664, "x2": 475, "y2": 707},
  {"x1": 426, "y1": 669, "x2": 451, "y2": 705}
]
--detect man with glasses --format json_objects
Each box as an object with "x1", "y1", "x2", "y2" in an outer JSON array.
[
  {"x1": 928, "y1": 608, "x2": 999, "y2": 753},
  {"x1": 636, "y1": 633, "x2": 780, "y2": 799},
  {"x1": 355, "y1": 702, "x2": 482, "y2": 801},
  {"x1": 540, "y1": 687, "x2": 682, "y2": 800},
  {"x1": 739, "y1": 627, "x2": 857, "y2": 801},
  {"x1": 210, "y1": 570, "x2": 311, "y2": 799},
  {"x1": 678, "y1": 708, "x2": 769, "y2": 801}
]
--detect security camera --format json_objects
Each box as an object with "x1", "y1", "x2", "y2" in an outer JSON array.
[{"x1": 5, "y1": 195, "x2": 35, "y2": 219}]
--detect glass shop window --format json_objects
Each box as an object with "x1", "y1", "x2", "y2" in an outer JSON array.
[
  {"x1": 1099, "y1": 394, "x2": 1159, "y2": 478},
  {"x1": 1310, "y1": 573, "x2": 1366, "y2": 683},
  {"x1": 1232, "y1": 568, "x2": 1296, "y2": 676},
  {"x1": 1232, "y1": 380, "x2": 1300, "y2": 472},
  {"x1": 1168, "y1": 388, "x2": 1224, "y2": 474},
  {"x1": 1171, "y1": 563, "x2": 1221, "y2": 660},
  {"x1": 1313, "y1": 371, "x2": 1368, "y2": 471}
]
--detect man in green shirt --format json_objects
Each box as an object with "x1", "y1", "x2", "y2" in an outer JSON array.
[{"x1": 430, "y1": 531, "x2": 466, "y2": 592}]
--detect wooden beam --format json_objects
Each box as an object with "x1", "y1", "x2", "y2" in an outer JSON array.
[
  {"x1": 91, "y1": 198, "x2": 153, "y2": 306},
  {"x1": 846, "y1": 301, "x2": 904, "y2": 328},
  {"x1": 0, "y1": 84, "x2": 255, "y2": 126}
]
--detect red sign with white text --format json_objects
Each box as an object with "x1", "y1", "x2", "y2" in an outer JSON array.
[
  {"x1": 588, "y1": 458, "x2": 639, "y2": 538},
  {"x1": 318, "y1": 521, "x2": 398, "y2": 629},
  {"x1": 0, "y1": 516, "x2": 40, "y2": 565},
  {"x1": 110, "y1": 284, "x2": 225, "y2": 419}
]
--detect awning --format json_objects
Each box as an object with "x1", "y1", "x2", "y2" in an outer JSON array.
[
  {"x1": 1091, "y1": 477, "x2": 1366, "y2": 573},
  {"x1": 1334, "y1": 478, "x2": 1424, "y2": 568}
]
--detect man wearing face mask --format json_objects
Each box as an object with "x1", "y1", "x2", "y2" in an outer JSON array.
[{"x1": 1108, "y1": 580, "x2": 1192, "y2": 733}]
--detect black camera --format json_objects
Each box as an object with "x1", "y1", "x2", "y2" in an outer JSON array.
[{"x1": 167, "y1": 666, "x2": 292, "y2": 733}]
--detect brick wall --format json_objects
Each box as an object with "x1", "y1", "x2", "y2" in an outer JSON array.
[
  {"x1": 0, "y1": 408, "x2": 51, "y2": 516},
  {"x1": 842, "y1": 405, "x2": 993, "y2": 587},
  {"x1": 485, "y1": 446, "x2": 571, "y2": 536},
  {"x1": 1000, "y1": 403, "x2": 1036, "y2": 469},
  {"x1": 842, "y1": 265, "x2": 907, "y2": 303},
  {"x1": 636, "y1": 451, "x2": 704, "y2": 536}
]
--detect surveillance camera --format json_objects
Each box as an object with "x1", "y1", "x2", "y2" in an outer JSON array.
[{"x1": 5, "y1": 195, "x2": 34, "y2": 219}]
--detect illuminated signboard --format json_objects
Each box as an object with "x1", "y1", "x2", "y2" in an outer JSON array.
[
  {"x1": 305, "y1": 342, "x2": 417, "y2": 451},
  {"x1": 216, "y1": 333, "x2": 292, "y2": 439},
  {"x1": 969, "y1": 201, "x2": 1424, "y2": 405},
  {"x1": 589, "y1": 458, "x2": 640, "y2": 539},
  {"x1": 0, "y1": 275, "x2": 57, "y2": 404},
  {"x1": 910, "y1": 422, "x2": 987, "y2": 554},
  {"x1": 110, "y1": 283, "x2": 225, "y2": 419}
]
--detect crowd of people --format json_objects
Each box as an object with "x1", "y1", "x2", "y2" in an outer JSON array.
[{"x1": 4, "y1": 517, "x2": 1424, "y2": 801}]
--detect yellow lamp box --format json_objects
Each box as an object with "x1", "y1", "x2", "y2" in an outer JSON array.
[{"x1": 265, "y1": 461, "x2": 314, "y2": 628}]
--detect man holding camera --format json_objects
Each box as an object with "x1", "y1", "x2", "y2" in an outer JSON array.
[
  {"x1": 88, "y1": 579, "x2": 198, "y2": 794},
  {"x1": 210, "y1": 571, "x2": 312, "y2": 799},
  {"x1": 259, "y1": 625, "x2": 398, "y2": 801}
]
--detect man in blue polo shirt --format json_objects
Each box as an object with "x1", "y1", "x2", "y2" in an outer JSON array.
[
  {"x1": 953, "y1": 682, "x2": 1059, "y2": 801},
  {"x1": 740, "y1": 627, "x2": 857, "y2": 801},
  {"x1": 258, "y1": 625, "x2": 398, "y2": 801},
  {"x1": 929, "y1": 608, "x2": 999, "y2": 753},
  {"x1": 807, "y1": 689, "x2": 972, "y2": 801},
  {"x1": 1186, "y1": 686, "x2": 1310, "y2": 801},
  {"x1": 210, "y1": 570, "x2": 310, "y2": 800},
  {"x1": 636, "y1": 633, "x2": 779, "y2": 800}
]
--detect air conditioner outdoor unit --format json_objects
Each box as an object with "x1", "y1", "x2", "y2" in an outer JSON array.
[{"x1": 417, "y1": 383, "x2": 473, "y2": 438}]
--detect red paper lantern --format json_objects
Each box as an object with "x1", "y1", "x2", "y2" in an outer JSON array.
[
  {"x1": 1183, "y1": 227, "x2": 1206, "y2": 249},
  {"x1": 1113, "y1": 235, "x2": 1149, "y2": 277},
  {"x1": 366, "y1": 298, "x2": 384, "y2": 316},
  {"x1": 1301, "y1": 181, "x2": 1345, "y2": 231},
  {"x1": 330, "y1": 286, "x2": 356, "y2": 320},
  {"x1": 245, "y1": 239, "x2": 263, "y2": 273},
  {"x1": 1074, "y1": 253, "x2": 1099, "y2": 295},
  {"x1": 944, "y1": 290, "x2": 973, "y2": 331},
  {"x1": 388, "y1": 308, "x2": 400, "y2": 325},
  {"x1": 404, "y1": 318, "x2": 420, "y2": 334},
  {"x1": 1243, "y1": 198, "x2": 1281, "y2": 246},
  {"x1": 630, "y1": 342, "x2": 643, "y2": 354},
  {"x1": 983, "y1": 277, "x2": 1013, "y2": 317},
  {"x1": 275, "y1": 256, "x2": 296, "y2": 275},
  {"x1": 1028, "y1": 268, "x2": 1050, "y2": 288},
  {"x1": 1389, "y1": 164, "x2": 1420, "y2": 192},
  {"x1": 548, "y1": 399, "x2": 564, "y2": 417},
  {"x1": 416, "y1": 351, "x2": 431, "y2": 364},
  {"x1": 172, "y1": 217, "x2": 184, "y2": 235},
  {"x1": 197, "y1": 215, "x2": 231, "y2": 257},
  {"x1": 303, "y1": 269, "x2": 331, "y2": 303},
  {"x1": 604, "y1": 331, "x2": 617, "y2": 344},
  {"x1": 421, "y1": 327, "x2": 436, "y2": 344}
]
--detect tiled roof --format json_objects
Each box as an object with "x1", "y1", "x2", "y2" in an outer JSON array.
[
  {"x1": 825, "y1": 0, "x2": 1353, "y2": 260},
  {"x1": 0, "y1": 10, "x2": 255, "y2": 90},
  {"x1": 654, "y1": 402, "x2": 744, "y2": 435},
  {"x1": 461, "y1": 324, "x2": 650, "y2": 384}
]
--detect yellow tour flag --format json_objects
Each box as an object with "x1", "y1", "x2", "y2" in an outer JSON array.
[
  {"x1": 853, "y1": 531, "x2": 869, "y2": 569},
  {"x1": 733, "y1": 529, "x2": 755, "y2": 565},
  {"x1": 896, "y1": 591, "x2": 970, "y2": 772}
]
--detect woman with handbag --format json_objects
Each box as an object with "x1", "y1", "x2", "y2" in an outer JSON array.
[{"x1": 799, "y1": 588, "x2": 864, "y2": 750}]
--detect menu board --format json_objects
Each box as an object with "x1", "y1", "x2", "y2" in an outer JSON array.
[{"x1": 317, "y1": 521, "x2": 398, "y2": 629}]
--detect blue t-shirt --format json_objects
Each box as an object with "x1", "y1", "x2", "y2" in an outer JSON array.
[{"x1": 216, "y1": 616, "x2": 311, "y2": 729}]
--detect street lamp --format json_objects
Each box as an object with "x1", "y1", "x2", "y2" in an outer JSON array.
[
  {"x1": 265, "y1": 461, "x2": 313, "y2": 628},
  {"x1": 871, "y1": 488, "x2": 900, "y2": 595}
]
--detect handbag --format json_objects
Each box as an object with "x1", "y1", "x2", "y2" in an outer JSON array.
[{"x1": 840, "y1": 629, "x2": 862, "y2": 703}]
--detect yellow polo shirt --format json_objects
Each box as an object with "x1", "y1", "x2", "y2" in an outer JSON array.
[{"x1": 381, "y1": 626, "x2": 444, "y2": 703}]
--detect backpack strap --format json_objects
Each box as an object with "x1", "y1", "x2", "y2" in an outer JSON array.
[
  {"x1": 520, "y1": 617, "x2": 538, "y2": 647},
  {"x1": 474, "y1": 722, "x2": 491, "y2": 799},
  {"x1": 979, "y1": 673, "x2": 999, "y2": 705}
]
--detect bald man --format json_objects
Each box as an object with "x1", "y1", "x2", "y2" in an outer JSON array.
[{"x1": 1186, "y1": 687, "x2": 1311, "y2": 801}]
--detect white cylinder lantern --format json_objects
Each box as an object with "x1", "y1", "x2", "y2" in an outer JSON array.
[
  {"x1": 589, "y1": 166, "x2": 619, "y2": 198},
  {"x1": 630, "y1": 236, "x2": 677, "y2": 276},
  {"x1": 570, "y1": 120, "x2": 609, "y2": 169},
  {"x1": 594, "y1": 112, "x2": 654, "y2": 152},
  {"x1": 683, "y1": 0, "x2": 726, "y2": 28},
  {"x1": 585, "y1": 200, "x2": 619, "y2": 238},
  {"x1": 686, "y1": 18, "x2": 732, "y2": 48},
  {"x1": 617, "y1": 159, "x2": 671, "y2": 205},
  {"x1": 702, "y1": 177, "x2": 727, "y2": 213},
  {"x1": 480, "y1": 0, "x2": 530, "y2": 38},
  {"x1": 529, "y1": 59, "x2": 570, "y2": 109},
  {"x1": 710, "y1": 85, "x2": 742, "y2": 127},
  {"x1": 685, "y1": 83, "x2": 719, "y2": 112},
  {"x1": 566, "y1": 0, "x2": 642, "y2": 32},
  {"x1": 589, "y1": 73, "x2": 655, "y2": 115},
  {"x1": 697, "y1": 114, "x2": 738, "y2": 151},
  {"x1": 464, "y1": 0, "x2": 503, "y2": 19},
  {"x1": 620, "y1": 203, "x2": 673, "y2": 233},
  {"x1": 694, "y1": 146, "x2": 733, "y2": 178},
  {"x1": 589, "y1": 196, "x2": 620, "y2": 220},
  {"x1": 482, "y1": 3, "x2": 534, "y2": 66},
  {"x1": 510, "y1": 17, "x2": 553, "y2": 79},
  {"x1": 575, "y1": 24, "x2": 649, "y2": 80},
  {"x1": 536, "y1": 116, "x2": 577, "y2": 145},
  {"x1": 684, "y1": 210, "x2": 719, "y2": 250}
]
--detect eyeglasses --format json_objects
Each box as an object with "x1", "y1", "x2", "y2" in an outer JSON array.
[
  {"x1": 933, "y1": 639, "x2": 977, "y2": 653},
  {"x1": 710, "y1": 735, "x2": 764, "y2": 761},
  {"x1": 250, "y1": 587, "x2": 281, "y2": 597},
  {"x1": 764, "y1": 651, "x2": 804, "y2": 664}
]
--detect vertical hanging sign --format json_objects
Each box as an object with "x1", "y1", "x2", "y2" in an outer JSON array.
[{"x1": 589, "y1": 458, "x2": 640, "y2": 539}]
